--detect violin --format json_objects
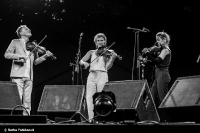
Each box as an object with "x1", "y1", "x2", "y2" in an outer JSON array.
[
  {"x1": 26, "y1": 41, "x2": 45, "y2": 53},
  {"x1": 139, "y1": 43, "x2": 162, "y2": 64},
  {"x1": 96, "y1": 46, "x2": 122, "y2": 60},
  {"x1": 142, "y1": 43, "x2": 162, "y2": 55},
  {"x1": 26, "y1": 41, "x2": 57, "y2": 60}
]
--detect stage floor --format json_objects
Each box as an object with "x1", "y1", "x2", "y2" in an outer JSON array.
[
  {"x1": 0, "y1": 114, "x2": 200, "y2": 132},
  {"x1": 1, "y1": 122, "x2": 200, "y2": 132}
]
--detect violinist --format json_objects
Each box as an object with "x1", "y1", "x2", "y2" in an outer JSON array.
[
  {"x1": 141, "y1": 31, "x2": 171, "y2": 112},
  {"x1": 4, "y1": 25, "x2": 52, "y2": 115},
  {"x1": 79, "y1": 33, "x2": 117, "y2": 123}
]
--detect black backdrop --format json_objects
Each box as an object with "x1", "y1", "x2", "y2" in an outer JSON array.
[{"x1": 0, "y1": 0, "x2": 199, "y2": 114}]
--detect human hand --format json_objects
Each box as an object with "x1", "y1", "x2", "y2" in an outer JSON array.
[
  {"x1": 111, "y1": 51, "x2": 118, "y2": 58},
  {"x1": 108, "y1": 50, "x2": 117, "y2": 59},
  {"x1": 142, "y1": 48, "x2": 149, "y2": 54},
  {"x1": 45, "y1": 51, "x2": 53, "y2": 57},
  {"x1": 83, "y1": 62, "x2": 90, "y2": 69},
  {"x1": 138, "y1": 55, "x2": 143, "y2": 61},
  {"x1": 138, "y1": 55, "x2": 148, "y2": 64},
  {"x1": 19, "y1": 55, "x2": 28, "y2": 63},
  {"x1": 142, "y1": 57, "x2": 147, "y2": 63}
]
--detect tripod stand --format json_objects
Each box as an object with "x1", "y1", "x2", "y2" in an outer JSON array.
[
  {"x1": 69, "y1": 32, "x2": 89, "y2": 123},
  {"x1": 69, "y1": 106, "x2": 89, "y2": 123},
  {"x1": 68, "y1": 85, "x2": 89, "y2": 123}
]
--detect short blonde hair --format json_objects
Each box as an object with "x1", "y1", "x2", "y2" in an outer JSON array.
[
  {"x1": 156, "y1": 31, "x2": 170, "y2": 45},
  {"x1": 94, "y1": 33, "x2": 107, "y2": 47},
  {"x1": 16, "y1": 25, "x2": 30, "y2": 38}
]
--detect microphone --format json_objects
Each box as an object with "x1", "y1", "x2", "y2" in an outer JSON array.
[
  {"x1": 142, "y1": 27, "x2": 150, "y2": 32},
  {"x1": 127, "y1": 27, "x2": 149, "y2": 33},
  {"x1": 127, "y1": 27, "x2": 140, "y2": 31}
]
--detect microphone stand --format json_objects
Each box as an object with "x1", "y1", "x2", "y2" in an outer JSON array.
[
  {"x1": 70, "y1": 33, "x2": 83, "y2": 85},
  {"x1": 75, "y1": 33, "x2": 83, "y2": 85},
  {"x1": 69, "y1": 33, "x2": 89, "y2": 123},
  {"x1": 127, "y1": 27, "x2": 148, "y2": 80},
  {"x1": 69, "y1": 62, "x2": 76, "y2": 85}
]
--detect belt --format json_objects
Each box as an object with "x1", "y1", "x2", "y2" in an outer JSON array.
[
  {"x1": 89, "y1": 70, "x2": 107, "y2": 73},
  {"x1": 156, "y1": 66, "x2": 169, "y2": 69},
  {"x1": 11, "y1": 77, "x2": 30, "y2": 79}
]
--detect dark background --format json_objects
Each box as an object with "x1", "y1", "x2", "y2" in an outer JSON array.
[{"x1": 0, "y1": 0, "x2": 199, "y2": 115}]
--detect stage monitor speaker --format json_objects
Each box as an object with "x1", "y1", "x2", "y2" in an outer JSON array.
[
  {"x1": 0, "y1": 81, "x2": 22, "y2": 115},
  {"x1": 37, "y1": 85, "x2": 88, "y2": 122},
  {"x1": 103, "y1": 80, "x2": 160, "y2": 123},
  {"x1": 159, "y1": 75, "x2": 200, "y2": 123}
]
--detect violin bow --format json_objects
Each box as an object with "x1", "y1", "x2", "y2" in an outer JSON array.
[
  {"x1": 37, "y1": 35, "x2": 47, "y2": 46},
  {"x1": 28, "y1": 35, "x2": 47, "y2": 57}
]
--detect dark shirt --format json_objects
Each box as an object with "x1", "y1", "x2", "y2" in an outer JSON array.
[{"x1": 157, "y1": 48, "x2": 171, "y2": 69}]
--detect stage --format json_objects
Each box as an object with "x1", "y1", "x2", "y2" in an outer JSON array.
[
  {"x1": 0, "y1": 121, "x2": 199, "y2": 132},
  {"x1": 1, "y1": 79, "x2": 200, "y2": 132}
]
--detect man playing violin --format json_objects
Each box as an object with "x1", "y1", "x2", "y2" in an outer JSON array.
[
  {"x1": 142, "y1": 31, "x2": 171, "y2": 116},
  {"x1": 4, "y1": 25, "x2": 52, "y2": 115},
  {"x1": 79, "y1": 33, "x2": 117, "y2": 123}
]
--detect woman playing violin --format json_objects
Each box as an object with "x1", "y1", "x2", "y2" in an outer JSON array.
[
  {"x1": 4, "y1": 25, "x2": 52, "y2": 116},
  {"x1": 142, "y1": 31, "x2": 171, "y2": 116},
  {"x1": 79, "y1": 33, "x2": 117, "y2": 123}
]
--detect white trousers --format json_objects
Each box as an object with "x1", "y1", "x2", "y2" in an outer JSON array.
[
  {"x1": 11, "y1": 77, "x2": 33, "y2": 115},
  {"x1": 86, "y1": 71, "x2": 108, "y2": 122}
]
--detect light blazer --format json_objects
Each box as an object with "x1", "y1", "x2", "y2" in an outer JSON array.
[{"x1": 4, "y1": 39, "x2": 47, "y2": 80}]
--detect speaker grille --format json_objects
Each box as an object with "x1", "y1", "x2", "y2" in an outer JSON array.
[
  {"x1": 160, "y1": 75, "x2": 200, "y2": 108},
  {"x1": 103, "y1": 80, "x2": 160, "y2": 122},
  {"x1": 38, "y1": 85, "x2": 85, "y2": 112},
  {"x1": 0, "y1": 81, "x2": 21, "y2": 109},
  {"x1": 159, "y1": 75, "x2": 200, "y2": 122},
  {"x1": 103, "y1": 80, "x2": 147, "y2": 109}
]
